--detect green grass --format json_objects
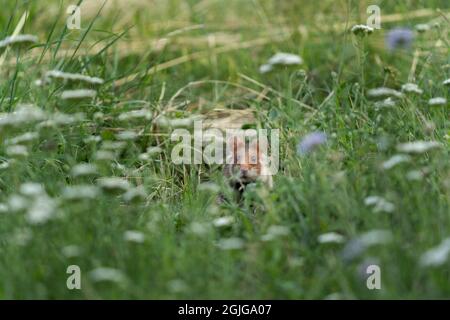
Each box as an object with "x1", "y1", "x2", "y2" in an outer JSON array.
[{"x1": 0, "y1": 0, "x2": 449, "y2": 299}]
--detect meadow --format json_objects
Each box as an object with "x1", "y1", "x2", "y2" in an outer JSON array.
[{"x1": 0, "y1": 0, "x2": 449, "y2": 299}]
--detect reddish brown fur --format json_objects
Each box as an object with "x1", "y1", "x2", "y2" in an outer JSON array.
[
  {"x1": 223, "y1": 136, "x2": 273, "y2": 190},
  {"x1": 230, "y1": 137, "x2": 262, "y2": 176}
]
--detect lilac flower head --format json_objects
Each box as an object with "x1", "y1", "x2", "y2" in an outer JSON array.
[
  {"x1": 297, "y1": 131, "x2": 327, "y2": 155},
  {"x1": 385, "y1": 28, "x2": 414, "y2": 51}
]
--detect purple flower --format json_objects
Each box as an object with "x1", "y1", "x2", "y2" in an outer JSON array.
[
  {"x1": 385, "y1": 28, "x2": 414, "y2": 51},
  {"x1": 297, "y1": 132, "x2": 327, "y2": 155}
]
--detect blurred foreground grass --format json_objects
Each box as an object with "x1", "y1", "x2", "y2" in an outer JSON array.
[{"x1": 0, "y1": 0, "x2": 449, "y2": 299}]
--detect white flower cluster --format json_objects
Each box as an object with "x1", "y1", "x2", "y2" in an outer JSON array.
[
  {"x1": 259, "y1": 52, "x2": 303, "y2": 74},
  {"x1": 0, "y1": 34, "x2": 38, "y2": 49},
  {"x1": 351, "y1": 24, "x2": 374, "y2": 36}
]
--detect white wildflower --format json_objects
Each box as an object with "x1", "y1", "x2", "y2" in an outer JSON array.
[
  {"x1": 6, "y1": 145, "x2": 28, "y2": 157},
  {"x1": 397, "y1": 141, "x2": 441, "y2": 153},
  {"x1": 259, "y1": 64, "x2": 273, "y2": 74},
  {"x1": 93, "y1": 112, "x2": 104, "y2": 122},
  {"x1": 138, "y1": 153, "x2": 150, "y2": 161},
  {"x1": 364, "y1": 196, "x2": 395, "y2": 213},
  {"x1": 38, "y1": 112, "x2": 85, "y2": 128},
  {"x1": 259, "y1": 52, "x2": 303, "y2": 73},
  {"x1": 26, "y1": 194, "x2": 57, "y2": 224},
  {"x1": 188, "y1": 222, "x2": 210, "y2": 236},
  {"x1": 0, "y1": 203, "x2": 8, "y2": 213},
  {"x1": 406, "y1": 170, "x2": 425, "y2": 181},
  {"x1": 267, "y1": 52, "x2": 303, "y2": 66},
  {"x1": 20, "y1": 182, "x2": 45, "y2": 197},
  {"x1": 139, "y1": 147, "x2": 163, "y2": 160},
  {"x1": 351, "y1": 24, "x2": 374, "y2": 35},
  {"x1": 97, "y1": 177, "x2": 131, "y2": 193},
  {"x1": 443, "y1": 79, "x2": 450, "y2": 86},
  {"x1": 94, "y1": 150, "x2": 115, "y2": 161},
  {"x1": 367, "y1": 87, "x2": 403, "y2": 99},
  {"x1": 89, "y1": 267, "x2": 126, "y2": 283},
  {"x1": 70, "y1": 163, "x2": 98, "y2": 177},
  {"x1": 415, "y1": 24, "x2": 430, "y2": 33},
  {"x1": 0, "y1": 34, "x2": 38, "y2": 49},
  {"x1": 324, "y1": 292, "x2": 344, "y2": 300},
  {"x1": 382, "y1": 154, "x2": 411, "y2": 170},
  {"x1": 0, "y1": 104, "x2": 46, "y2": 129},
  {"x1": 401, "y1": 83, "x2": 423, "y2": 94},
  {"x1": 341, "y1": 229, "x2": 393, "y2": 261},
  {"x1": 8, "y1": 194, "x2": 28, "y2": 212},
  {"x1": 147, "y1": 146, "x2": 163, "y2": 155},
  {"x1": 101, "y1": 141, "x2": 126, "y2": 151},
  {"x1": 5, "y1": 132, "x2": 39, "y2": 145},
  {"x1": 34, "y1": 79, "x2": 45, "y2": 87},
  {"x1": 62, "y1": 185, "x2": 100, "y2": 200},
  {"x1": 115, "y1": 130, "x2": 138, "y2": 141},
  {"x1": 60, "y1": 89, "x2": 97, "y2": 100},
  {"x1": 268, "y1": 225, "x2": 290, "y2": 236},
  {"x1": 123, "y1": 230, "x2": 145, "y2": 243},
  {"x1": 261, "y1": 225, "x2": 290, "y2": 241},
  {"x1": 360, "y1": 230, "x2": 392, "y2": 246},
  {"x1": 217, "y1": 237, "x2": 244, "y2": 250},
  {"x1": 420, "y1": 238, "x2": 450, "y2": 267},
  {"x1": 54, "y1": 112, "x2": 85, "y2": 124},
  {"x1": 44, "y1": 70, "x2": 104, "y2": 85},
  {"x1": 123, "y1": 186, "x2": 147, "y2": 203},
  {"x1": 374, "y1": 97, "x2": 396, "y2": 109},
  {"x1": 84, "y1": 136, "x2": 102, "y2": 144},
  {"x1": 213, "y1": 216, "x2": 234, "y2": 227},
  {"x1": 318, "y1": 232, "x2": 345, "y2": 244},
  {"x1": 118, "y1": 108, "x2": 152, "y2": 121},
  {"x1": 0, "y1": 161, "x2": 10, "y2": 170},
  {"x1": 156, "y1": 116, "x2": 198, "y2": 128},
  {"x1": 428, "y1": 97, "x2": 447, "y2": 106}
]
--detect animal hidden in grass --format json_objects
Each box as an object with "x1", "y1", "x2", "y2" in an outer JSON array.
[
  {"x1": 205, "y1": 110, "x2": 276, "y2": 203},
  {"x1": 202, "y1": 109, "x2": 275, "y2": 197},
  {"x1": 223, "y1": 134, "x2": 274, "y2": 202},
  {"x1": 168, "y1": 108, "x2": 277, "y2": 203}
]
